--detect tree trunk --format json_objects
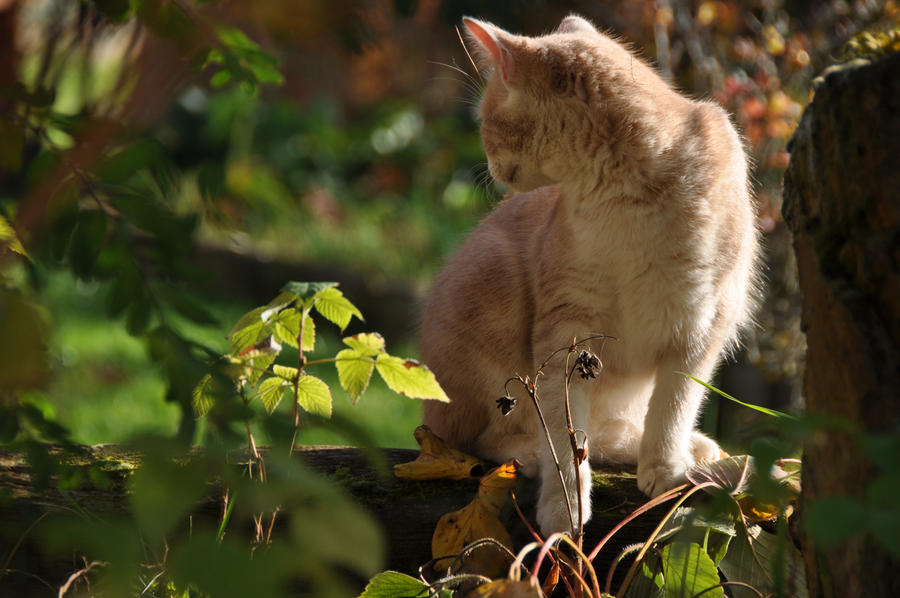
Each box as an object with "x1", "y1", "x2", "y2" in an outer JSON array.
[
  {"x1": 0, "y1": 445, "x2": 661, "y2": 594},
  {"x1": 782, "y1": 52, "x2": 900, "y2": 597}
]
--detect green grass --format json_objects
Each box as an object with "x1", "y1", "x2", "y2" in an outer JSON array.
[{"x1": 41, "y1": 272, "x2": 422, "y2": 449}]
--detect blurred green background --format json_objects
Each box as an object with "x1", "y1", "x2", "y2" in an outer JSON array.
[{"x1": 2, "y1": 0, "x2": 896, "y2": 452}]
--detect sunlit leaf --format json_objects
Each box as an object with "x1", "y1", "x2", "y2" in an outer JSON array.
[
  {"x1": 257, "y1": 376, "x2": 287, "y2": 414},
  {"x1": 335, "y1": 348, "x2": 375, "y2": 404},
  {"x1": 272, "y1": 364, "x2": 298, "y2": 382},
  {"x1": 313, "y1": 287, "x2": 363, "y2": 330},
  {"x1": 273, "y1": 308, "x2": 315, "y2": 351},
  {"x1": 394, "y1": 425, "x2": 485, "y2": 480},
  {"x1": 375, "y1": 355, "x2": 448, "y2": 401},
  {"x1": 296, "y1": 374, "x2": 332, "y2": 418},
  {"x1": 359, "y1": 571, "x2": 437, "y2": 598},
  {"x1": 343, "y1": 332, "x2": 385, "y2": 356},
  {"x1": 679, "y1": 373, "x2": 796, "y2": 419},
  {"x1": 659, "y1": 542, "x2": 723, "y2": 598},
  {"x1": 432, "y1": 460, "x2": 518, "y2": 577}
]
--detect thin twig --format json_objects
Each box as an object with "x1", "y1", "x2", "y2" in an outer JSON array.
[{"x1": 58, "y1": 560, "x2": 105, "y2": 598}]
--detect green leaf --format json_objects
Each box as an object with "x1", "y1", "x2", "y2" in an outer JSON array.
[
  {"x1": 335, "y1": 349, "x2": 375, "y2": 404},
  {"x1": 272, "y1": 364, "x2": 298, "y2": 382},
  {"x1": 296, "y1": 375, "x2": 332, "y2": 418},
  {"x1": 246, "y1": 353, "x2": 275, "y2": 385},
  {"x1": 210, "y1": 69, "x2": 232, "y2": 88},
  {"x1": 313, "y1": 287, "x2": 363, "y2": 331},
  {"x1": 343, "y1": 332, "x2": 385, "y2": 356},
  {"x1": 257, "y1": 376, "x2": 287, "y2": 414},
  {"x1": 374, "y1": 355, "x2": 448, "y2": 402},
  {"x1": 679, "y1": 373, "x2": 797, "y2": 420},
  {"x1": 192, "y1": 374, "x2": 215, "y2": 417},
  {"x1": 660, "y1": 542, "x2": 723, "y2": 598},
  {"x1": 358, "y1": 570, "x2": 434, "y2": 598},
  {"x1": 273, "y1": 309, "x2": 315, "y2": 351},
  {"x1": 0, "y1": 119, "x2": 24, "y2": 174},
  {"x1": 281, "y1": 281, "x2": 337, "y2": 306}
]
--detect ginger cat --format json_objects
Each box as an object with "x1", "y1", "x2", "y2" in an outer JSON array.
[{"x1": 421, "y1": 15, "x2": 758, "y2": 534}]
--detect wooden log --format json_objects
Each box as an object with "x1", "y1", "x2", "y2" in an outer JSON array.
[{"x1": 0, "y1": 445, "x2": 664, "y2": 593}]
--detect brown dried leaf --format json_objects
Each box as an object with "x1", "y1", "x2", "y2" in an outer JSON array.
[
  {"x1": 393, "y1": 425, "x2": 486, "y2": 480},
  {"x1": 432, "y1": 460, "x2": 519, "y2": 578}
]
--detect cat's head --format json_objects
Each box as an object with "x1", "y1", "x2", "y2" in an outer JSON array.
[{"x1": 463, "y1": 15, "x2": 679, "y2": 192}]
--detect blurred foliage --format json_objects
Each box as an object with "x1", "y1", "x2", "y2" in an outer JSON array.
[{"x1": 1, "y1": 0, "x2": 898, "y2": 595}]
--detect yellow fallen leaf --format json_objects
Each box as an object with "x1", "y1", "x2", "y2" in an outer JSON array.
[
  {"x1": 432, "y1": 460, "x2": 519, "y2": 578},
  {"x1": 466, "y1": 579, "x2": 542, "y2": 597},
  {"x1": 393, "y1": 425, "x2": 486, "y2": 480}
]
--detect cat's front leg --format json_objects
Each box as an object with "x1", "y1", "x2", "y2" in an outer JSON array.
[
  {"x1": 534, "y1": 381, "x2": 593, "y2": 535},
  {"x1": 637, "y1": 352, "x2": 721, "y2": 497}
]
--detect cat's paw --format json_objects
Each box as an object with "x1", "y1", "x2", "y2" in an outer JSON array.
[
  {"x1": 636, "y1": 455, "x2": 693, "y2": 497},
  {"x1": 690, "y1": 432, "x2": 722, "y2": 463}
]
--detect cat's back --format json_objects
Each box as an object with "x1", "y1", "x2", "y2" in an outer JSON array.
[{"x1": 420, "y1": 185, "x2": 560, "y2": 446}]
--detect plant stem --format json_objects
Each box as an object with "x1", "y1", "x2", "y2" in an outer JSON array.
[
  {"x1": 616, "y1": 481, "x2": 715, "y2": 597},
  {"x1": 289, "y1": 306, "x2": 311, "y2": 454}
]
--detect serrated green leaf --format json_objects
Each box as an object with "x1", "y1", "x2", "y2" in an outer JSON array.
[
  {"x1": 272, "y1": 364, "x2": 298, "y2": 382},
  {"x1": 246, "y1": 353, "x2": 275, "y2": 385},
  {"x1": 358, "y1": 570, "x2": 435, "y2": 598},
  {"x1": 335, "y1": 348, "x2": 375, "y2": 404},
  {"x1": 343, "y1": 332, "x2": 385, "y2": 356},
  {"x1": 257, "y1": 376, "x2": 287, "y2": 415},
  {"x1": 192, "y1": 374, "x2": 215, "y2": 417},
  {"x1": 281, "y1": 281, "x2": 337, "y2": 306},
  {"x1": 660, "y1": 542, "x2": 724, "y2": 598},
  {"x1": 296, "y1": 375, "x2": 332, "y2": 418},
  {"x1": 272, "y1": 308, "x2": 315, "y2": 351},
  {"x1": 374, "y1": 355, "x2": 448, "y2": 402},
  {"x1": 314, "y1": 287, "x2": 363, "y2": 331}
]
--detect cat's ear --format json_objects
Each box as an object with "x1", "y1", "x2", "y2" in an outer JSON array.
[
  {"x1": 556, "y1": 14, "x2": 597, "y2": 35},
  {"x1": 462, "y1": 17, "x2": 516, "y2": 82}
]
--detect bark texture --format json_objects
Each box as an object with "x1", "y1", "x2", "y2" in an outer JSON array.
[
  {"x1": 1, "y1": 445, "x2": 660, "y2": 595},
  {"x1": 782, "y1": 52, "x2": 900, "y2": 597}
]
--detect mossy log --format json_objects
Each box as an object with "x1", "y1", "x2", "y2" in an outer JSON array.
[
  {"x1": 1, "y1": 444, "x2": 664, "y2": 593},
  {"x1": 782, "y1": 51, "x2": 900, "y2": 597}
]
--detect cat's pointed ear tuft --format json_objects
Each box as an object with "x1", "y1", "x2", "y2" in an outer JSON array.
[
  {"x1": 462, "y1": 17, "x2": 516, "y2": 82},
  {"x1": 556, "y1": 14, "x2": 598, "y2": 35}
]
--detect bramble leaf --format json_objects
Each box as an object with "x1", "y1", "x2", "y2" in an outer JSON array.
[
  {"x1": 375, "y1": 355, "x2": 448, "y2": 401},
  {"x1": 343, "y1": 332, "x2": 385, "y2": 356},
  {"x1": 257, "y1": 376, "x2": 287, "y2": 414},
  {"x1": 314, "y1": 287, "x2": 363, "y2": 330},
  {"x1": 281, "y1": 281, "x2": 337, "y2": 307},
  {"x1": 296, "y1": 374, "x2": 332, "y2": 418},
  {"x1": 272, "y1": 364, "x2": 298, "y2": 382},
  {"x1": 359, "y1": 570, "x2": 446, "y2": 598},
  {"x1": 335, "y1": 348, "x2": 375, "y2": 404}
]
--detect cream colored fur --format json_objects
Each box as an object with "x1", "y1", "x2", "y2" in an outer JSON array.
[{"x1": 421, "y1": 14, "x2": 758, "y2": 535}]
